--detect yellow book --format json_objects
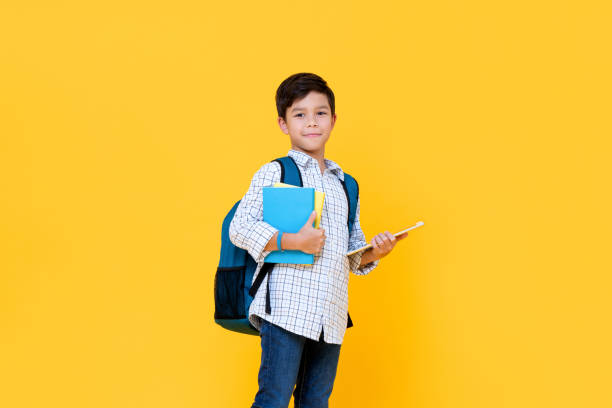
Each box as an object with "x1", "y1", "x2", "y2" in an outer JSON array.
[{"x1": 273, "y1": 182, "x2": 324, "y2": 229}]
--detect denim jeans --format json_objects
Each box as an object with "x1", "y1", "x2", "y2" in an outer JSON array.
[{"x1": 251, "y1": 319, "x2": 342, "y2": 408}]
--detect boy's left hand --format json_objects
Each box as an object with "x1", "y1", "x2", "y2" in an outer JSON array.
[{"x1": 370, "y1": 231, "x2": 408, "y2": 259}]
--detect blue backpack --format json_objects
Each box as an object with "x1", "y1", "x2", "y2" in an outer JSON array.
[{"x1": 214, "y1": 155, "x2": 359, "y2": 335}]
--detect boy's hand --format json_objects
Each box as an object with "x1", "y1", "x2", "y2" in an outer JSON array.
[
  {"x1": 296, "y1": 211, "x2": 326, "y2": 254},
  {"x1": 370, "y1": 231, "x2": 408, "y2": 259}
]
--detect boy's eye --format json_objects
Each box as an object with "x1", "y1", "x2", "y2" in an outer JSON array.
[{"x1": 294, "y1": 112, "x2": 326, "y2": 117}]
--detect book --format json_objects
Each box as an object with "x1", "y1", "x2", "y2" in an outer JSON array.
[
  {"x1": 273, "y1": 182, "x2": 325, "y2": 229},
  {"x1": 263, "y1": 186, "x2": 315, "y2": 264}
]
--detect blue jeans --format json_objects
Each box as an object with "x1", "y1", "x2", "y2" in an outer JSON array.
[{"x1": 251, "y1": 319, "x2": 342, "y2": 408}]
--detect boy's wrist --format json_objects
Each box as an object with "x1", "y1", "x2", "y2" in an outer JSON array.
[
  {"x1": 359, "y1": 248, "x2": 379, "y2": 266},
  {"x1": 282, "y1": 232, "x2": 302, "y2": 251}
]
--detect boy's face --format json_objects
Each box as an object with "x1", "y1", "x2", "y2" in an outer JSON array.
[{"x1": 278, "y1": 91, "x2": 336, "y2": 157}]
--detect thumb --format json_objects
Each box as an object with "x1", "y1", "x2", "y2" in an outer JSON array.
[{"x1": 306, "y1": 210, "x2": 317, "y2": 225}]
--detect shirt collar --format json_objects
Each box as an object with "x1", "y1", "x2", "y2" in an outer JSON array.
[{"x1": 287, "y1": 149, "x2": 345, "y2": 182}]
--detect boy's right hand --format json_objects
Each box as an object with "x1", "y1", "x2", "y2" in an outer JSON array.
[{"x1": 296, "y1": 211, "x2": 326, "y2": 254}]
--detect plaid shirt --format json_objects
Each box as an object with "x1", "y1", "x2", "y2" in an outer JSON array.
[{"x1": 229, "y1": 149, "x2": 379, "y2": 344}]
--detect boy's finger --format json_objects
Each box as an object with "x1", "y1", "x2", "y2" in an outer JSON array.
[{"x1": 307, "y1": 211, "x2": 317, "y2": 223}]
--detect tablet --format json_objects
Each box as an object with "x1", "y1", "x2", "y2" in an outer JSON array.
[{"x1": 346, "y1": 221, "x2": 424, "y2": 256}]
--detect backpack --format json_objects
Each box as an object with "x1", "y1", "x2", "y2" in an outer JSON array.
[{"x1": 214, "y1": 155, "x2": 359, "y2": 335}]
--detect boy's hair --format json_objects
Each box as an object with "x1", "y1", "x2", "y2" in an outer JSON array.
[{"x1": 275, "y1": 73, "x2": 335, "y2": 121}]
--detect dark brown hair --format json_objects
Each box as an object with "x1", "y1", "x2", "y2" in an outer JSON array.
[{"x1": 275, "y1": 73, "x2": 335, "y2": 121}]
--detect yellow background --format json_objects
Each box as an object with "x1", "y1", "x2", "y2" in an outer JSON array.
[{"x1": 1, "y1": 1, "x2": 610, "y2": 407}]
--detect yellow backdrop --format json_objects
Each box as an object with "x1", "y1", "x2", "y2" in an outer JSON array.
[{"x1": 1, "y1": 1, "x2": 610, "y2": 407}]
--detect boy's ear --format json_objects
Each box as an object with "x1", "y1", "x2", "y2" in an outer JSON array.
[{"x1": 278, "y1": 116, "x2": 289, "y2": 134}]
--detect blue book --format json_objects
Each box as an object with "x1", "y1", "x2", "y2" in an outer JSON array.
[{"x1": 263, "y1": 186, "x2": 315, "y2": 264}]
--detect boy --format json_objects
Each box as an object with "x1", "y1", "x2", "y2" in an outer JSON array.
[{"x1": 229, "y1": 73, "x2": 408, "y2": 408}]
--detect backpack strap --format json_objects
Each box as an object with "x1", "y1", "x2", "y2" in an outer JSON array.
[
  {"x1": 341, "y1": 171, "x2": 359, "y2": 329},
  {"x1": 341, "y1": 172, "x2": 359, "y2": 235},
  {"x1": 248, "y1": 156, "x2": 301, "y2": 314},
  {"x1": 273, "y1": 156, "x2": 302, "y2": 187}
]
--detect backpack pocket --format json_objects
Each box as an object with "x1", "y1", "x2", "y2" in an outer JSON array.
[{"x1": 214, "y1": 266, "x2": 246, "y2": 319}]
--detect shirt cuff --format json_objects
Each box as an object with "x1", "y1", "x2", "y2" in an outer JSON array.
[
  {"x1": 347, "y1": 250, "x2": 380, "y2": 275},
  {"x1": 247, "y1": 221, "x2": 278, "y2": 264}
]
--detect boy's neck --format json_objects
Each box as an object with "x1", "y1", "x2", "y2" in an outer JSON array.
[{"x1": 291, "y1": 145, "x2": 327, "y2": 174}]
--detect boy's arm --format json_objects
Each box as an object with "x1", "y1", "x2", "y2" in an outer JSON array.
[
  {"x1": 358, "y1": 246, "x2": 379, "y2": 267},
  {"x1": 347, "y1": 196, "x2": 380, "y2": 275},
  {"x1": 263, "y1": 231, "x2": 304, "y2": 252},
  {"x1": 229, "y1": 162, "x2": 282, "y2": 264}
]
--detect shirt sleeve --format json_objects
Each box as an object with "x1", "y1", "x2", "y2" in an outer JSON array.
[
  {"x1": 229, "y1": 161, "x2": 282, "y2": 264},
  {"x1": 347, "y1": 195, "x2": 380, "y2": 275}
]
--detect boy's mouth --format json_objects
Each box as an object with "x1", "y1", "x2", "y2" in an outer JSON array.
[{"x1": 304, "y1": 133, "x2": 321, "y2": 137}]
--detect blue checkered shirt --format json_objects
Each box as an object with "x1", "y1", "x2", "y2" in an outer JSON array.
[{"x1": 229, "y1": 149, "x2": 379, "y2": 344}]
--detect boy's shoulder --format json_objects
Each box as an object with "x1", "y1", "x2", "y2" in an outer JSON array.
[
  {"x1": 246, "y1": 159, "x2": 282, "y2": 186},
  {"x1": 253, "y1": 159, "x2": 282, "y2": 176}
]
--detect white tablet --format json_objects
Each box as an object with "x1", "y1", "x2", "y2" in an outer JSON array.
[{"x1": 346, "y1": 221, "x2": 424, "y2": 256}]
